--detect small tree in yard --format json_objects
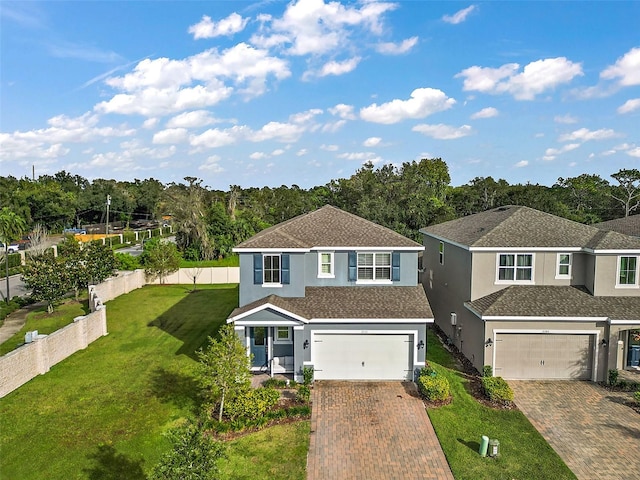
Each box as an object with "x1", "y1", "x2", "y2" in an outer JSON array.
[
  {"x1": 22, "y1": 254, "x2": 69, "y2": 313},
  {"x1": 197, "y1": 324, "x2": 251, "y2": 422},
  {"x1": 142, "y1": 238, "x2": 180, "y2": 284},
  {"x1": 150, "y1": 422, "x2": 225, "y2": 480}
]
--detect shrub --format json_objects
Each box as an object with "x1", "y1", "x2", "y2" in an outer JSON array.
[
  {"x1": 302, "y1": 366, "x2": 314, "y2": 385},
  {"x1": 482, "y1": 376, "x2": 514, "y2": 403},
  {"x1": 420, "y1": 364, "x2": 437, "y2": 377},
  {"x1": 608, "y1": 369, "x2": 619, "y2": 386},
  {"x1": 262, "y1": 378, "x2": 288, "y2": 389},
  {"x1": 634, "y1": 391, "x2": 640, "y2": 404},
  {"x1": 115, "y1": 252, "x2": 141, "y2": 271},
  {"x1": 224, "y1": 388, "x2": 280, "y2": 421},
  {"x1": 483, "y1": 365, "x2": 493, "y2": 377},
  {"x1": 618, "y1": 380, "x2": 629, "y2": 391},
  {"x1": 417, "y1": 374, "x2": 450, "y2": 401},
  {"x1": 296, "y1": 385, "x2": 311, "y2": 403}
]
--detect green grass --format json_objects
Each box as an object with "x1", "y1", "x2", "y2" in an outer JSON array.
[
  {"x1": 426, "y1": 328, "x2": 576, "y2": 480},
  {"x1": 0, "y1": 297, "x2": 89, "y2": 356},
  {"x1": 220, "y1": 421, "x2": 310, "y2": 480},
  {"x1": 179, "y1": 255, "x2": 239, "y2": 268},
  {"x1": 0, "y1": 284, "x2": 238, "y2": 480}
]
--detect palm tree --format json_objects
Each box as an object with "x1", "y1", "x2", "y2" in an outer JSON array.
[{"x1": 0, "y1": 207, "x2": 27, "y2": 303}]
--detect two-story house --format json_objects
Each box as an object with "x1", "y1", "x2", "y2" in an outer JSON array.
[
  {"x1": 421, "y1": 205, "x2": 640, "y2": 382},
  {"x1": 227, "y1": 205, "x2": 433, "y2": 383}
]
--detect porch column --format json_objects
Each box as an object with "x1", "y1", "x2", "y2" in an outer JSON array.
[{"x1": 293, "y1": 326, "x2": 305, "y2": 383}]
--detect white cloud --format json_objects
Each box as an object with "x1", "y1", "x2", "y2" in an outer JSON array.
[
  {"x1": 297, "y1": 149, "x2": 308, "y2": 156},
  {"x1": 514, "y1": 160, "x2": 528, "y2": 168},
  {"x1": 290, "y1": 108, "x2": 323, "y2": 124},
  {"x1": 360, "y1": 88, "x2": 455, "y2": 124},
  {"x1": 198, "y1": 155, "x2": 225, "y2": 172},
  {"x1": 412, "y1": 123, "x2": 473, "y2": 140},
  {"x1": 600, "y1": 47, "x2": 640, "y2": 86},
  {"x1": 329, "y1": 103, "x2": 356, "y2": 120},
  {"x1": 442, "y1": 5, "x2": 476, "y2": 25},
  {"x1": 272, "y1": 148, "x2": 285, "y2": 156},
  {"x1": 628, "y1": 147, "x2": 640, "y2": 158},
  {"x1": 152, "y1": 128, "x2": 189, "y2": 144},
  {"x1": 617, "y1": 98, "x2": 640, "y2": 114},
  {"x1": 250, "y1": 152, "x2": 268, "y2": 160},
  {"x1": 337, "y1": 151, "x2": 382, "y2": 163},
  {"x1": 558, "y1": 128, "x2": 620, "y2": 142},
  {"x1": 375, "y1": 36, "x2": 418, "y2": 55},
  {"x1": 167, "y1": 110, "x2": 219, "y2": 128},
  {"x1": 363, "y1": 137, "x2": 381, "y2": 147},
  {"x1": 190, "y1": 125, "x2": 250, "y2": 149},
  {"x1": 252, "y1": 121, "x2": 306, "y2": 143},
  {"x1": 188, "y1": 13, "x2": 249, "y2": 39},
  {"x1": 318, "y1": 57, "x2": 361, "y2": 77},
  {"x1": 554, "y1": 114, "x2": 578, "y2": 124},
  {"x1": 470, "y1": 107, "x2": 498, "y2": 119},
  {"x1": 143, "y1": 118, "x2": 159, "y2": 129},
  {"x1": 456, "y1": 57, "x2": 583, "y2": 100},
  {"x1": 543, "y1": 143, "x2": 580, "y2": 161},
  {"x1": 321, "y1": 119, "x2": 347, "y2": 132},
  {"x1": 321, "y1": 144, "x2": 339, "y2": 151}
]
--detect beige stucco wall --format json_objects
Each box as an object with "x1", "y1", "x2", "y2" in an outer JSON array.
[{"x1": 594, "y1": 255, "x2": 639, "y2": 297}]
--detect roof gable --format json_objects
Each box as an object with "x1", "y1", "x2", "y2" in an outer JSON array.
[{"x1": 235, "y1": 205, "x2": 422, "y2": 250}]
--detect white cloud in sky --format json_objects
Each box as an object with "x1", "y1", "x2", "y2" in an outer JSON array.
[
  {"x1": 375, "y1": 37, "x2": 418, "y2": 55},
  {"x1": 514, "y1": 160, "x2": 528, "y2": 168},
  {"x1": 456, "y1": 57, "x2": 583, "y2": 100},
  {"x1": 322, "y1": 120, "x2": 347, "y2": 133},
  {"x1": 628, "y1": 147, "x2": 640, "y2": 158},
  {"x1": 554, "y1": 114, "x2": 578, "y2": 124},
  {"x1": 600, "y1": 47, "x2": 640, "y2": 86},
  {"x1": 558, "y1": 128, "x2": 620, "y2": 142},
  {"x1": 152, "y1": 128, "x2": 188, "y2": 144},
  {"x1": 442, "y1": 5, "x2": 476, "y2": 25},
  {"x1": 617, "y1": 98, "x2": 640, "y2": 114},
  {"x1": 543, "y1": 143, "x2": 580, "y2": 161},
  {"x1": 142, "y1": 118, "x2": 159, "y2": 129},
  {"x1": 297, "y1": 149, "x2": 308, "y2": 156},
  {"x1": 167, "y1": 110, "x2": 219, "y2": 128},
  {"x1": 318, "y1": 57, "x2": 361, "y2": 77},
  {"x1": 470, "y1": 107, "x2": 498, "y2": 119},
  {"x1": 198, "y1": 155, "x2": 225, "y2": 172},
  {"x1": 188, "y1": 13, "x2": 249, "y2": 39},
  {"x1": 250, "y1": 152, "x2": 267, "y2": 160},
  {"x1": 360, "y1": 88, "x2": 455, "y2": 124},
  {"x1": 321, "y1": 144, "x2": 339, "y2": 151},
  {"x1": 363, "y1": 137, "x2": 382, "y2": 147},
  {"x1": 337, "y1": 151, "x2": 382, "y2": 164},
  {"x1": 329, "y1": 104, "x2": 356, "y2": 120},
  {"x1": 412, "y1": 123, "x2": 473, "y2": 139}
]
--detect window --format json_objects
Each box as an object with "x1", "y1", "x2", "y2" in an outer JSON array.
[
  {"x1": 357, "y1": 252, "x2": 391, "y2": 281},
  {"x1": 497, "y1": 253, "x2": 533, "y2": 282},
  {"x1": 618, "y1": 256, "x2": 638, "y2": 286},
  {"x1": 274, "y1": 326, "x2": 292, "y2": 343},
  {"x1": 556, "y1": 253, "x2": 572, "y2": 278},
  {"x1": 263, "y1": 254, "x2": 280, "y2": 284},
  {"x1": 439, "y1": 242, "x2": 445, "y2": 265},
  {"x1": 318, "y1": 252, "x2": 334, "y2": 278}
]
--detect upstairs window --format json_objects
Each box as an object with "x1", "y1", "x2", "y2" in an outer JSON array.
[
  {"x1": 618, "y1": 256, "x2": 638, "y2": 287},
  {"x1": 253, "y1": 253, "x2": 290, "y2": 285},
  {"x1": 263, "y1": 254, "x2": 280, "y2": 284},
  {"x1": 556, "y1": 253, "x2": 572, "y2": 278},
  {"x1": 497, "y1": 253, "x2": 533, "y2": 282},
  {"x1": 358, "y1": 252, "x2": 391, "y2": 281},
  {"x1": 318, "y1": 252, "x2": 334, "y2": 278},
  {"x1": 439, "y1": 242, "x2": 445, "y2": 265}
]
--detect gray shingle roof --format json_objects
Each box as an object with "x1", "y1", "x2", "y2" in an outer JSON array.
[
  {"x1": 596, "y1": 215, "x2": 640, "y2": 238},
  {"x1": 229, "y1": 285, "x2": 433, "y2": 320},
  {"x1": 420, "y1": 205, "x2": 640, "y2": 249},
  {"x1": 235, "y1": 205, "x2": 422, "y2": 250},
  {"x1": 466, "y1": 285, "x2": 640, "y2": 320}
]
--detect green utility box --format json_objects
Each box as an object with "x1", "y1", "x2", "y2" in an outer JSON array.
[{"x1": 488, "y1": 438, "x2": 500, "y2": 457}]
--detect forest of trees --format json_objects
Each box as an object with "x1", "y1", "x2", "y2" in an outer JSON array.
[{"x1": 1, "y1": 160, "x2": 638, "y2": 260}]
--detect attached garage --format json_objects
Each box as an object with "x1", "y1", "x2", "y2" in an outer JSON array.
[
  {"x1": 312, "y1": 332, "x2": 414, "y2": 380},
  {"x1": 494, "y1": 332, "x2": 594, "y2": 380}
]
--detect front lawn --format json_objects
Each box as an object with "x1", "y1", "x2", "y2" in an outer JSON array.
[
  {"x1": 426, "y1": 328, "x2": 576, "y2": 480},
  {"x1": 0, "y1": 285, "x2": 237, "y2": 479}
]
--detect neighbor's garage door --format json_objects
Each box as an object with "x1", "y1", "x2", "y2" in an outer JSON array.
[
  {"x1": 495, "y1": 333, "x2": 593, "y2": 380},
  {"x1": 313, "y1": 333, "x2": 413, "y2": 380}
]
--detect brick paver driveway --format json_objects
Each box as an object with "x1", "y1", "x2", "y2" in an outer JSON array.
[
  {"x1": 510, "y1": 381, "x2": 640, "y2": 480},
  {"x1": 307, "y1": 381, "x2": 454, "y2": 480}
]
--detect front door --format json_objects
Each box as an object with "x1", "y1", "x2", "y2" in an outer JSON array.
[
  {"x1": 628, "y1": 330, "x2": 640, "y2": 367},
  {"x1": 250, "y1": 327, "x2": 267, "y2": 369}
]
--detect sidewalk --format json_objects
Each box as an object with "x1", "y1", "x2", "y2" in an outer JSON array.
[{"x1": 0, "y1": 303, "x2": 43, "y2": 345}]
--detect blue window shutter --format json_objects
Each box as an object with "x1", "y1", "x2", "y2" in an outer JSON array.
[
  {"x1": 281, "y1": 254, "x2": 290, "y2": 284},
  {"x1": 253, "y1": 253, "x2": 263, "y2": 284},
  {"x1": 392, "y1": 252, "x2": 401, "y2": 281},
  {"x1": 348, "y1": 251, "x2": 357, "y2": 281}
]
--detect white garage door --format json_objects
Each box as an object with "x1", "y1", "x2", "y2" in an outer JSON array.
[
  {"x1": 313, "y1": 333, "x2": 413, "y2": 380},
  {"x1": 495, "y1": 333, "x2": 593, "y2": 380}
]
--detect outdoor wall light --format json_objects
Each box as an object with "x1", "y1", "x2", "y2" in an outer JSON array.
[
  {"x1": 601, "y1": 339, "x2": 608, "y2": 347},
  {"x1": 303, "y1": 340, "x2": 310, "y2": 349},
  {"x1": 485, "y1": 338, "x2": 493, "y2": 347},
  {"x1": 417, "y1": 340, "x2": 425, "y2": 349}
]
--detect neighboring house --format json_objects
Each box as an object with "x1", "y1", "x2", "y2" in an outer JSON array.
[
  {"x1": 420, "y1": 205, "x2": 640, "y2": 382},
  {"x1": 595, "y1": 214, "x2": 640, "y2": 238},
  {"x1": 227, "y1": 205, "x2": 433, "y2": 382}
]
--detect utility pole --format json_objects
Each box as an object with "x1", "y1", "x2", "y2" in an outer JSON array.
[{"x1": 106, "y1": 195, "x2": 111, "y2": 235}]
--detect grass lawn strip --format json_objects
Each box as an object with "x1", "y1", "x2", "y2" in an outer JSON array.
[{"x1": 426, "y1": 328, "x2": 577, "y2": 480}]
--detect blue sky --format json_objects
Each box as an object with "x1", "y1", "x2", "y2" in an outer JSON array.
[{"x1": 1, "y1": 1, "x2": 639, "y2": 190}]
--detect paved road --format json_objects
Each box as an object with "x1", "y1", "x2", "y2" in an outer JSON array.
[{"x1": 1, "y1": 274, "x2": 29, "y2": 301}]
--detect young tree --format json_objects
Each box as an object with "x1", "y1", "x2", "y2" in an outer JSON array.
[
  {"x1": 609, "y1": 168, "x2": 640, "y2": 217},
  {"x1": 0, "y1": 207, "x2": 27, "y2": 303},
  {"x1": 150, "y1": 422, "x2": 225, "y2": 480},
  {"x1": 22, "y1": 254, "x2": 69, "y2": 313},
  {"x1": 84, "y1": 242, "x2": 117, "y2": 284},
  {"x1": 185, "y1": 267, "x2": 203, "y2": 292},
  {"x1": 197, "y1": 324, "x2": 251, "y2": 422},
  {"x1": 142, "y1": 238, "x2": 180, "y2": 284}
]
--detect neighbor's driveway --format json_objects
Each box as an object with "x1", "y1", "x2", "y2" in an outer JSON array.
[
  {"x1": 307, "y1": 381, "x2": 454, "y2": 480},
  {"x1": 510, "y1": 381, "x2": 640, "y2": 480}
]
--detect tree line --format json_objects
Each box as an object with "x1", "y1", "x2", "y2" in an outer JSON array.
[{"x1": 2, "y1": 161, "x2": 639, "y2": 259}]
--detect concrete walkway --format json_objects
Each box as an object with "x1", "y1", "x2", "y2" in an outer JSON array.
[
  {"x1": 510, "y1": 381, "x2": 640, "y2": 480},
  {"x1": 0, "y1": 303, "x2": 43, "y2": 344},
  {"x1": 307, "y1": 381, "x2": 454, "y2": 480}
]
